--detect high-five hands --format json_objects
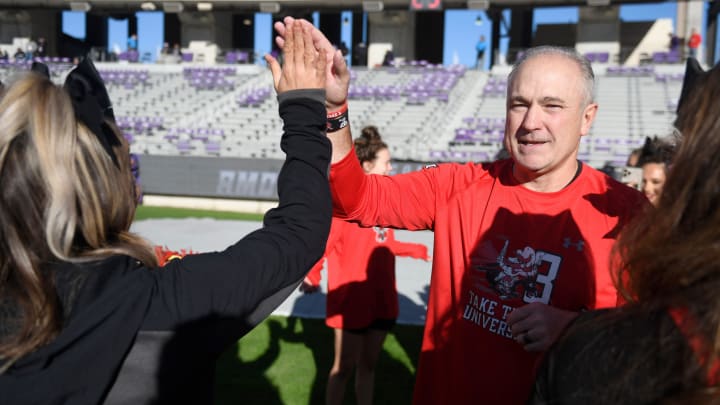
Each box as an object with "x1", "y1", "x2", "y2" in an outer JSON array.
[
  {"x1": 273, "y1": 17, "x2": 350, "y2": 110},
  {"x1": 265, "y1": 21, "x2": 327, "y2": 95}
]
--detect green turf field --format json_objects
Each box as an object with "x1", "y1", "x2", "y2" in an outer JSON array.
[
  {"x1": 215, "y1": 316, "x2": 423, "y2": 405},
  {"x1": 134, "y1": 205, "x2": 264, "y2": 222}
]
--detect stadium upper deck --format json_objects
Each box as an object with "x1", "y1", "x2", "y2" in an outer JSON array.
[{"x1": 0, "y1": 56, "x2": 684, "y2": 169}]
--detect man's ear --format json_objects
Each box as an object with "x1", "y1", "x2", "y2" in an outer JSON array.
[{"x1": 580, "y1": 103, "x2": 598, "y2": 136}]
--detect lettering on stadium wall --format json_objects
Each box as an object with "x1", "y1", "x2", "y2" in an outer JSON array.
[
  {"x1": 216, "y1": 170, "x2": 278, "y2": 199},
  {"x1": 140, "y1": 155, "x2": 428, "y2": 200},
  {"x1": 216, "y1": 164, "x2": 425, "y2": 198}
]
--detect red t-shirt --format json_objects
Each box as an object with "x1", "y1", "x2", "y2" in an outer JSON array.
[
  {"x1": 307, "y1": 217, "x2": 429, "y2": 329},
  {"x1": 330, "y1": 153, "x2": 646, "y2": 404},
  {"x1": 689, "y1": 33, "x2": 702, "y2": 49}
]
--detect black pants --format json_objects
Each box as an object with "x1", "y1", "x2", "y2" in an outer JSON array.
[{"x1": 476, "y1": 50, "x2": 485, "y2": 68}]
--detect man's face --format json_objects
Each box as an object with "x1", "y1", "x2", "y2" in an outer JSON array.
[{"x1": 505, "y1": 54, "x2": 597, "y2": 183}]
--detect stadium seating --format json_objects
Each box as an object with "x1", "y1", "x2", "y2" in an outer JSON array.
[
  {"x1": 584, "y1": 52, "x2": 610, "y2": 64},
  {"x1": 0, "y1": 59, "x2": 687, "y2": 169}
]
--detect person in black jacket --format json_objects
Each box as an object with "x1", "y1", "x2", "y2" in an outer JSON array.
[
  {"x1": 0, "y1": 23, "x2": 330, "y2": 404},
  {"x1": 531, "y1": 59, "x2": 720, "y2": 404}
]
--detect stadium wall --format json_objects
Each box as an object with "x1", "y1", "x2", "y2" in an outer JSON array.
[{"x1": 140, "y1": 155, "x2": 427, "y2": 201}]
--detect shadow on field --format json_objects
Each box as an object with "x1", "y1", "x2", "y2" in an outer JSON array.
[
  {"x1": 214, "y1": 318, "x2": 285, "y2": 404},
  {"x1": 214, "y1": 289, "x2": 426, "y2": 405}
]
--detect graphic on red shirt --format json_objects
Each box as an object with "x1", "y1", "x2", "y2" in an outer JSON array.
[
  {"x1": 488, "y1": 241, "x2": 541, "y2": 300},
  {"x1": 373, "y1": 226, "x2": 388, "y2": 242},
  {"x1": 464, "y1": 238, "x2": 565, "y2": 340}
]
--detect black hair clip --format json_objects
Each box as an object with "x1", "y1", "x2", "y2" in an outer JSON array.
[
  {"x1": 30, "y1": 61, "x2": 50, "y2": 78},
  {"x1": 676, "y1": 58, "x2": 704, "y2": 114},
  {"x1": 32, "y1": 58, "x2": 120, "y2": 167}
]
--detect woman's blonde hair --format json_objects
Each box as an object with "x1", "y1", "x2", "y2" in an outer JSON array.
[{"x1": 0, "y1": 73, "x2": 157, "y2": 369}]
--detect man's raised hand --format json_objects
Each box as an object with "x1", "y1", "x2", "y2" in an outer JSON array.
[
  {"x1": 265, "y1": 21, "x2": 327, "y2": 94},
  {"x1": 274, "y1": 17, "x2": 350, "y2": 110}
]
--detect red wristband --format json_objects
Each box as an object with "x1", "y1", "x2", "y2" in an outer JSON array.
[
  {"x1": 327, "y1": 102, "x2": 349, "y2": 133},
  {"x1": 327, "y1": 103, "x2": 348, "y2": 118}
]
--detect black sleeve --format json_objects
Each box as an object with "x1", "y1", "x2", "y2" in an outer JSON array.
[{"x1": 140, "y1": 91, "x2": 331, "y2": 338}]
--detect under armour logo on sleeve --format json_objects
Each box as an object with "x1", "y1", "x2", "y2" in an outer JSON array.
[{"x1": 562, "y1": 238, "x2": 585, "y2": 252}]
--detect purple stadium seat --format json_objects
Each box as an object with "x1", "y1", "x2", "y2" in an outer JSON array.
[
  {"x1": 666, "y1": 51, "x2": 681, "y2": 64},
  {"x1": 471, "y1": 152, "x2": 490, "y2": 162},
  {"x1": 192, "y1": 132, "x2": 209, "y2": 142},
  {"x1": 593, "y1": 138, "x2": 613, "y2": 153},
  {"x1": 176, "y1": 141, "x2": 192, "y2": 153},
  {"x1": 237, "y1": 51, "x2": 250, "y2": 63},
  {"x1": 225, "y1": 52, "x2": 238, "y2": 64},
  {"x1": 454, "y1": 129, "x2": 470, "y2": 142},
  {"x1": 451, "y1": 151, "x2": 468, "y2": 160},
  {"x1": 205, "y1": 142, "x2": 221, "y2": 154},
  {"x1": 475, "y1": 122, "x2": 489, "y2": 133},
  {"x1": 387, "y1": 87, "x2": 402, "y2": 100},
  {"x1": 652, "y1": 52, "x2": 666, "y2": 64}
]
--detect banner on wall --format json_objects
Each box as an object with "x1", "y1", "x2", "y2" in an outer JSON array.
[{"x1": 139, "y1": 155, "x2": 427, "y2": 201}]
